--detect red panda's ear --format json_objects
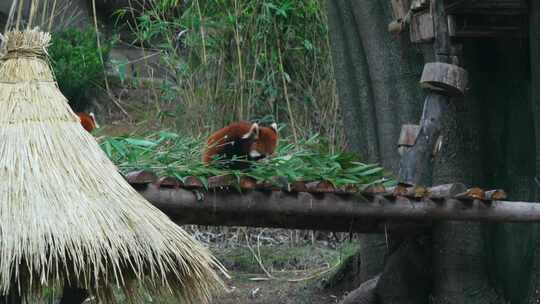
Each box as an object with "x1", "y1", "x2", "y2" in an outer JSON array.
[
  {"x1": 242, "y1": 123, "x2": 259, "y2": 140},
  {"x1": 270, "y1": 122, "x2": 278, "y2": 133},
  {"x1": 89, "y1": 112, "x2": 99, "y2": 129}
]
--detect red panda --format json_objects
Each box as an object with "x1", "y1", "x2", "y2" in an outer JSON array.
[
  {"x1": 76, "y1": 112, "x2": 99, "y2": 132},
  {"x1": 202, "y1": 121, "x2": 278, "y2": 169}
]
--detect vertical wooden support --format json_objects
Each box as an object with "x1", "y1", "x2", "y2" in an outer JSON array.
[{"x1": 398, "y1": 0, "x2": 452, "y2": 186}]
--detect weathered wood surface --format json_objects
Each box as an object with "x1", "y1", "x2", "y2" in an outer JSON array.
[
  {"x1": 398, "y1": 0, "x2": 453, "y2": 186},
  {"x1": 411, "y1": 0, "x2": 429, "y2": 12},
  {"x1": 398, "y1": 124, "x2": 420, "y2": 147},
  {"x1": 137, "y1": 185, "x2": 540, "y2": 233},
  {"x1": 398, "y1": 94, "x2": 448, "y2": 186},
  {"x1": 391, "y1": 0, "x2": 411, "y2": 20},
  {"x1": 444, "y1": 0, "x2": 527, "y2": 14},
  {"x1": 410, "y1": 11, "x2": 434, "y2": 43},
  {"x1": 388, "y1": 20, "x2": 404, "y2": 36},
  {"x1": 420, "y1": 62, "x2": 468, "y2": 96}
]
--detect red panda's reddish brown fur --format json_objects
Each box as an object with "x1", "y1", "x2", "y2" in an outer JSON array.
[
  {"x1": 76, "y1": 112, "x2": 98, "y2": 132},
  {"x1": 202, "y1": 121, "x2": 278, "y2": 168}
]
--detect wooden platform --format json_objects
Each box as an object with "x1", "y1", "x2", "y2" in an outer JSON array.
[{"x1": 124, "y1": 170, "x2": 540, "y2": 233}]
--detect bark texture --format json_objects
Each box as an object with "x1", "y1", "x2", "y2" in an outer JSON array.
[
  {"x1": 327, "y1": 1, "x2": 425, "y2": 300},
  {"x1": 328, "y1": 0, "x2": 539, "y2": 303},
  {"x1": 528, "y1": 2, "x2": 540, "y2": 303}
]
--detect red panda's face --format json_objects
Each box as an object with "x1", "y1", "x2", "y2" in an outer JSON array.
[{"x1": 248, "y1": 123, "x2": 278, "y2": 159}]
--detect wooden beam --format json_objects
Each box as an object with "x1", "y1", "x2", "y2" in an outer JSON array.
[{"x1": 137, "y1": 185, "x2": 540, "y2": 234}]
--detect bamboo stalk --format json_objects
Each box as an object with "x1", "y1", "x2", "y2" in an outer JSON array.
[
  {"x1": 47, "y1": 0, "x2": 57, "y2": 32},
  {"x1": 15, "y1": 0, "x2": 25, "y2": 30},
  {"x1": 27, "y1": 0, "x2": 38, "y2": 29},
  {"x1": 275, "y1": 27, "x2": 298, "y2": 143},
  {"x1": 4, "y1": 0, "x2": 19, "y2": 33},
  {"x1": 40, "y1": 0, "x2": 48, "y2": 29}
]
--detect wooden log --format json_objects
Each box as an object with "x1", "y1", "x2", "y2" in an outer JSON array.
[
  {"x1": 398, "y1": 0, "x2": 452, "y2": 186},
  {"x1": 336, "y1": 184, "x2": 359, "y2": 195},
  {"x1": 125, "y1": 170, "x2": 157, "y2": 184},
  {"x1": 271, "y1": 176, "x2": 291, "y2": 192},
  {"x1": 404, "y1": 186, "x2": 429, "y2": 199},
  {"x1": 388, "y1": 20, "x2": 405, "y2": 36},
  {"x1": 428, "y1": 183, "x2": 467, "y2": 199},
  {"x1": 485, "y1": 189, "x2": 507, "y2": 201},
  {"x1": 362, "y1": 184, "x2": 387, "y2": 196},
  {"x1": 391, "y1": 0, "x2": 411, "y2": 20},
  {"x1": 394, "y1": 184, "x2": 409, "y2": 196},
  {"x1": 255, "y1": 180, "x2": 275, "y2": 190},
  {"x1": 139, "y1": 185, "x2": 540, "y2": 227},
  {"x1": 239, "y1": 176, "x2": 257, "y2": 190},
  {"x1": 183, "y1": 176, "x2": 203, "y2": 189},
  {"x1": 291, "y1": 181, "x2": 308, "y2": 192},
  {"x1": 420, "y1": 62, "x2": 468, "y2": 97},
  {"x1": 454, "y1": 187, "x2": 485, "y2": 200},
  {"x1": 207, "y1": 175, "x2": 236, "y2": 189},
  {"x1": 410, "y1": 11, "x2": 434, "y2": 43},
  {"x1": 306, "y1": 181, "x2": 335, "y2": 193},
  {"x1": 155, "y1": 176, "x2": 182, "y2": 189}
]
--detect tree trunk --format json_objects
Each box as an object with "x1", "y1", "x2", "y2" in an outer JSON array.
[
  {"x1": 327, "y1": 0, "x2": 426, "y2": 302},
  {"x1": 528, "y1": 2, "x2": 540, "y2": 303},
  {"x1": 327, "y1": 0, "x2": 540, "y2": 303}
]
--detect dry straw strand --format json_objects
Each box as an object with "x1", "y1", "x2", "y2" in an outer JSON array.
[{"x1": 0, "y1": 29, "x2": 227, "y2": 303}]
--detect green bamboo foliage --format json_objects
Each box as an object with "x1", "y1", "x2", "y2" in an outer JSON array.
[{"x1": 101, "y1": 131, "x2": 394, "y2": 189}]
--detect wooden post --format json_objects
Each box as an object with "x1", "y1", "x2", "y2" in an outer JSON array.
[{"x1": 398, "y1": 0, "x2": 453, "y2": 186}]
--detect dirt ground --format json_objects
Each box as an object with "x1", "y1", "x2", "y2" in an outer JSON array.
[
  {"x1": 206, "y1": 240, "x2": 354, "y2": 304},
  {"x1": 215, "y1": 272, "x2": 341, "y2": 304}
]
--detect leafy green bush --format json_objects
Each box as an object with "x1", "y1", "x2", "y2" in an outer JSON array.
[{"x1": 49, "y1": 28, "x2": 113, "y2": 111}]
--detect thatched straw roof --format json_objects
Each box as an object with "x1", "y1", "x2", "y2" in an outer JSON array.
[{"x1": 0, "y1": 29, "x2": 226, "y2": 302}]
